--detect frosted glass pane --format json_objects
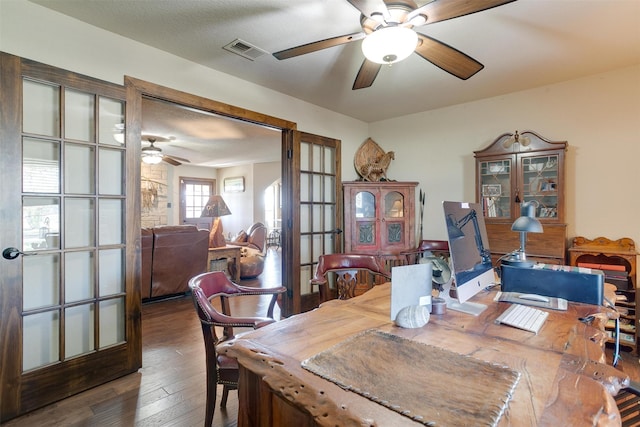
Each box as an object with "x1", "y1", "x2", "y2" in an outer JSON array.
[
  {"x1": 300, "y1": 265, "x2": 312, "y2": 295},
  {"x1": 324, "y1": 176, "x2": 335, "y2": 202},
  {"x1": 312, "y1": 175, "x2": 321, "y2": 201},
  {"x1": 23, "y1": 138, "x2": 60, "y2": 193},
  {"x1": 65, "y1": 304, "x2": 95, "y2": 358},
  {"x1": 312, "y1": 234, "x2": 322, "y2": 260},
  {"x1": 23, "y1": 197, "x2": 60, "y2": 252},
  {"x1": 98, "y1": 148, "x2": 123, "y2": 195},
  {"x1": 312, "y1": 204, "x2": 322, "y2": 231},
  {"x1": 23, "y1": 79, "x2": 60, "y2": 137},
  {"x1": 300, "y1": 173, "x2": 310, "y2": 202},
  {"x1": 312, "y1": 144, "x2": 321, "y2": 172},
  {"x1": 65, "y1": 198, "x2": 95, "y2": 248},
  {"x1": 324, "y1": 146, "x2": 335, "y2": 174},
  {"x1": 99, "y1": 199, "x2": 123, "y2": 245},
  {"x1": 99, "y1": 248, "x2": 123, "y2": 296},
  {"x1": 23, "y1": 311, "x2": 59, "y2": 371},
  {"x1": 65, "y1": 89, "x2": 94, "y2": 142},
  {"x1": 23, "y1": 254, "x2": 60, "y2": 310},
  {"x1": 300, "y1": 142, "x2": 309, "y2": 171},
  {"x1": 65, "y1": 144, "x2": 95, "y2": 194},
  {"x1": 99, "y1": 98, "x2": 125, "y2": 146},
  {"x1": 300, "y1": 205, "x2": 310, "y2": 233},
  {"x1": 300, "y1": 234, "x2": 311, "y2": 264},
  {"x1": 65, "y1": 251, "x2": 94, "y2": 302},
  {"x1": 100, "y1": 298, "x2": 125, "y2": 348},
  {"x1": 324, "y1": 205, "x2": 336, "y2": 231},
  {"x1": 324, "y1": 234, "x2": 335, "y2": 254}
]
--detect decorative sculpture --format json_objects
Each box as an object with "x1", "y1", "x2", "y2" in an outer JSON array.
[{"x1": 354, "y1": 138, "x2": 395, "y2": 182}]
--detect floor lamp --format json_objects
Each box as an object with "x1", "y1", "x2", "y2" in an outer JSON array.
[{"x1": 200, "y1": 195, "x2": 231, "y2": 248}]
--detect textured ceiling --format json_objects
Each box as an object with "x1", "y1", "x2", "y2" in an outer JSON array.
[{"x1": 29, "y1": 0, "x2": 640, "y2": 166}]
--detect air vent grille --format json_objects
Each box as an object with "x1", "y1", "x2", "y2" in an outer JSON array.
[{"x1": 223, "y1": 39, "x2": 268, "y2": 61}]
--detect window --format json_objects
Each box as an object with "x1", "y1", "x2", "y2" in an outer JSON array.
[{"x1": 180, "y1": 177, "x2": 215, "y2": 228}]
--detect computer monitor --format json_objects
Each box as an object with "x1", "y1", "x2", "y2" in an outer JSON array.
[{"x1": 442, "y1": 201, "x2": 496, "y2": 316}]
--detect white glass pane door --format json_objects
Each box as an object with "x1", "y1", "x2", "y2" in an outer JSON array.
[
  {"x1": 20, "y1": 79, "x2": 127, "y2": 370},
  {"x1": 297, "y1": 132, "x2": 341, "y2": 300}
]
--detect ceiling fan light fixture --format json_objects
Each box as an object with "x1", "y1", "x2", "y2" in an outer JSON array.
[
  {"x1": 141, "y1": 146, "x2": 163, "y2": 165},
  {"x1": 361, "y1": 26, "x2": 417, "y2": 65}
]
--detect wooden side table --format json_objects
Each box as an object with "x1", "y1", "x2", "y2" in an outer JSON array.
[{"x1": 208, "y1": 245, "x2": 242, "y2": 283}]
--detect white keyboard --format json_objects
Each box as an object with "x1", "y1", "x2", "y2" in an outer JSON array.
[{"x1": 495, "y1": 304, "x2": 549, "y2": 334}]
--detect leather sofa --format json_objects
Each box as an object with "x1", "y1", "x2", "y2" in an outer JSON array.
[{"x1": 141, "y1": 225, "x2": 209, "y2": 300}]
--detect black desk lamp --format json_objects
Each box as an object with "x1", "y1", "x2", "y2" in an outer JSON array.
[{"x1": 502, "y1": 200, "x2": 543, "y2": 268}]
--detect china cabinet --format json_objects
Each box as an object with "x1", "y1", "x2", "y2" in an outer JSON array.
[
  {"x1": 474, "y1": 131, "x2": 568, "y2": 265},
  {"x1": 343, "y1": 181, "x2": 417, "y2": 262}
]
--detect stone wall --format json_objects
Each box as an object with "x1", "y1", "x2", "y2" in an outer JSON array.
[{"x1": 141, "y1": 163, "x2": 168, "y2": 228}]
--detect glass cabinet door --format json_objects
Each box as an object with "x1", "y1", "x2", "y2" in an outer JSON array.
[
  {"x1": 478, "y1": 158, "x2": 512, "y2": 219},
  {"x1": 354, "y1": 191, "x2": 376, "y2": 248},
  {"x1": 520, "y1": 154, "x2": 560, "y2": 219},
  {"x1": 383, "y1": 191, "x2": 405, "y2": 247}
]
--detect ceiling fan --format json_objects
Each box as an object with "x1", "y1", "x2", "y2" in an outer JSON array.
[
  {"x1": 273, "y1": 0, "x2": 516, "y2": 89},
  {"x1": 141, "y1": 136, "x2": 191, "y2": 166}
]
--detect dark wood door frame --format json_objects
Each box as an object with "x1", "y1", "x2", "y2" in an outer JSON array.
[{"x1": 125, "y1": 77, "x2": 301, "y2": 315}]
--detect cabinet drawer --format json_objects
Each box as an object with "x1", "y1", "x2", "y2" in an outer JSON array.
[{"x1": 486, "y1": 222, "x2": 567, "y2": 259}]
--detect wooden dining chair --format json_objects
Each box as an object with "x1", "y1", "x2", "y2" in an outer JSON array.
[
  {"x1": 310, "y1": 253, "x2": 390, "y2": 303},
  {"x1": 189, "y1": 271, "x2": 286, "y2": 427}
]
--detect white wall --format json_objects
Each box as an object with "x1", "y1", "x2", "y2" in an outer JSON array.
[
  {"x1": 0, "y1": 0, "x2": 369, "y2": 158},
  {"x1": 3, "y1": 0, "x2": 639, "y2": 262},
  {"x1": 370, "y1": 65, "x2": 640, "y2": 250}
]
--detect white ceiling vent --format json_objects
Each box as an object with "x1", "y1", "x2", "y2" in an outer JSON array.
[{"x1": 223, "y1": 39, "x2": 268, "y2": 61}]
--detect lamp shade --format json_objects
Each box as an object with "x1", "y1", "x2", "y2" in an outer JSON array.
[
  {"x1": 200, "y1": 195, "x2": 231, "y2": 218},
  {"x1": 361, "y1": 26, "x2": 418, "y2": 64},
  {"x1": 511, "y1": 201, "x2": 543, "y2": 233}
]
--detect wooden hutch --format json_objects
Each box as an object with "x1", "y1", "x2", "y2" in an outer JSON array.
[
  {"x1": 343, "y1": 181, "x2": 418, "y2": 266},
  {"x1": 474, "y1": 131, "x2": 568, "y2": 265}
]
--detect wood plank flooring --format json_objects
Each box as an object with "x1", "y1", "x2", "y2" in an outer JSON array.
[{"x1": 4, "y1": 248, "x2": 640, "y2": 426}]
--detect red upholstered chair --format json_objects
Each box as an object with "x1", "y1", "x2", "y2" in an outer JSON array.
[
  {"x1": 310, "y1": 253, "x2": 390, "y2": 303},
  {"x1": 189, "y1": 271, "x2": 286, "y2": 426}
]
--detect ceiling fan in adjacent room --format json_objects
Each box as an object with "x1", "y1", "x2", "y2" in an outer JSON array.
[
  {"x1": 141, "y1": 136, "x2": 191, "y2": 166},
  {"x1": 273, "y1": 0, "x2": 516, "y2": 89}
]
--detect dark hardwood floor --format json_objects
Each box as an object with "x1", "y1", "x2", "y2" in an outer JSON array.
[
  {"x1": 5, "y1": 249, "x2": 282, "y2": 427},
  {"x1": 5, "y1": 248, "x2": 640, "y2": 426}
]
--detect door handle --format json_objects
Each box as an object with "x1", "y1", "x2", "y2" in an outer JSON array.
[
  {"x1": 2, "y1": 247, "x2": 37, "y2": 260},
  {"x1": 333, "y1": 228, "x2": 343, "y2": 235}
]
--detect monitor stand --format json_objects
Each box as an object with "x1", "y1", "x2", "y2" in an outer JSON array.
[{"x1": 440, "y1": 281, "x2": 487, "y2": 316}]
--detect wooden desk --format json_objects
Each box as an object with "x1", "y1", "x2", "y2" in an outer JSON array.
[
  {"x1": 207, "y1": 245, "x2": 241, "y2": 283},
  {"x1": 221, "y1": 284, "x2": 629, "y2": 426}
]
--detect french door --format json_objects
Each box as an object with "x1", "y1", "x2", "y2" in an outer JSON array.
[
  {"x1": 282, "y1": 131, "x2": 342, "y2": 315},
  {"x1": 0, "y1": 53, "x2": 141, "y2": 422}
]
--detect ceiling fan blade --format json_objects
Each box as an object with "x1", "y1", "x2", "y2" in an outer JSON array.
[
  {"x1": 162, "y1": 156, "x2": 181, "y2": 166},
  {"x1": 273, "y1": 32, "x2": 365, "y2": 60},
  {"x1": 346, "y1": 0, "x2": 391, "y2": 20},
  {"x1": 414, "y1": 34, "x2": 483, "y2": 80},
  {"x1": 352, "y1": 59, "x2": 382, "y2": 90},
  {"x1": 165, "y1": 154, "x2": 190, "y2": 163},
  {"x1": 409, "y1": 0, "x2": 517, "y2": 26}
]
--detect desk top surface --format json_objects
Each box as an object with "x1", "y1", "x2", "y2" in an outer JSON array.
[{"x1": 221, "y1": 284, "x2": 629, "y2": 427}]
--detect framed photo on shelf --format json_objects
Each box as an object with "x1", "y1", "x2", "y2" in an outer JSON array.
[
  {"x1": 539, "y1": 179, "x2": 557, "y2": 192},
  {"x1": 482, "y1": 184, "x2": 501, "y2": 197},
  {"x1": 224, "y1": 176, "x2": 245, "y2": 193}
]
